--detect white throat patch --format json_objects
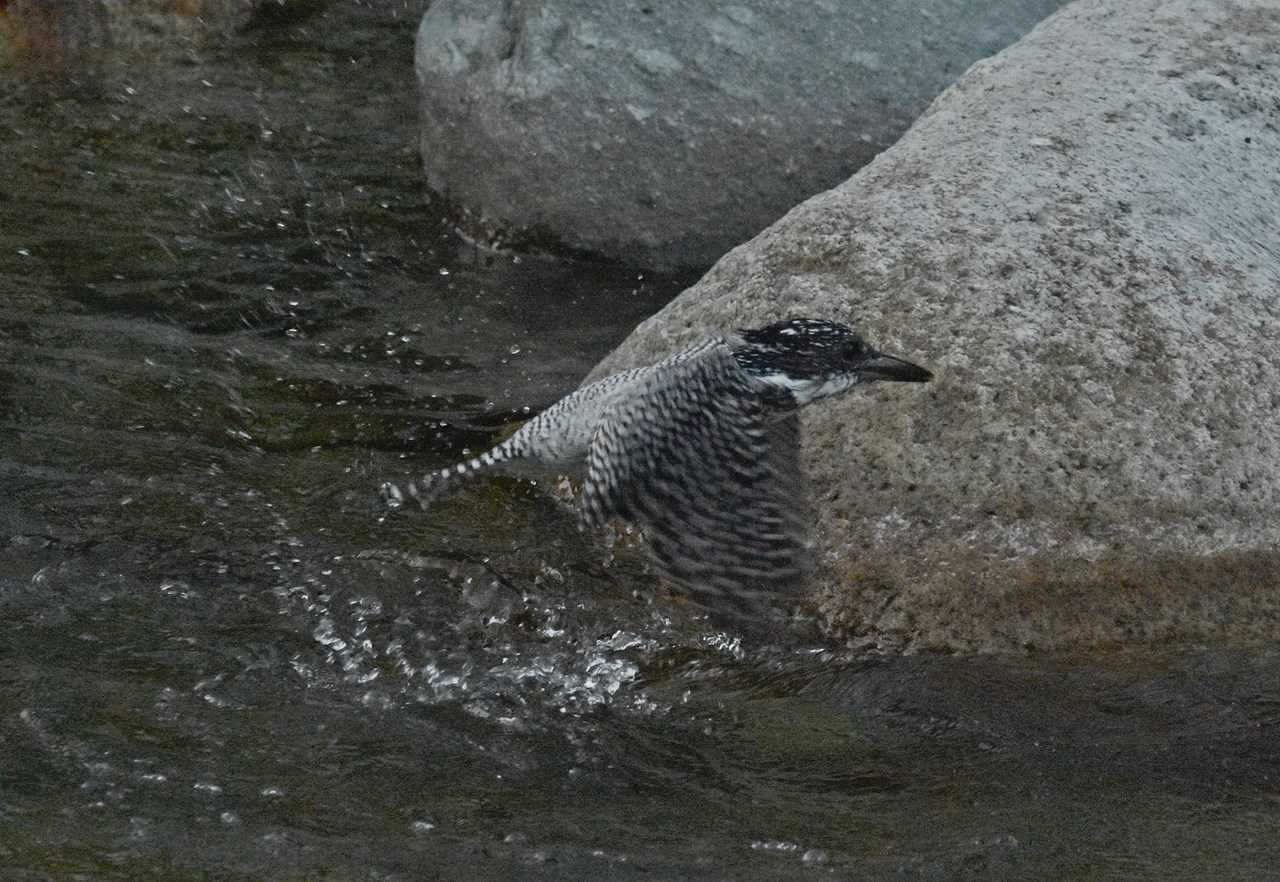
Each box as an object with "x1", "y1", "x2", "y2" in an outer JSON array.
[{"x1": 755, "y1": 371, "x2": 860, "y2": 406}]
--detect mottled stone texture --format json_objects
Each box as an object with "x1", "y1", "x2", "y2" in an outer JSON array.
[
  {"x1": 590, "y1": 0, "x2": 1280, "y2": 651},
  {"x1": 413, "y1": 0, "x2": 1069, "y2": 270}
]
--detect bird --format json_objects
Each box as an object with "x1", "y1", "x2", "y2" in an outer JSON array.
[{"x1": 382, "y1": 317, "x2": 931, "y2": 628}]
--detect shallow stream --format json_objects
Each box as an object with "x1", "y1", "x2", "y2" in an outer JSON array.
[{"x1": 2, "y1": 4, "x2": 1278, "y2": 880}]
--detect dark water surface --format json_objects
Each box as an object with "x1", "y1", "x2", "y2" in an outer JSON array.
[{"x1": 3, "y1": 4, "x2": 1279, "y2": 880}]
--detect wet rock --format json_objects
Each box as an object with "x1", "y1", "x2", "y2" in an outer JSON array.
[
  {"x1": 0, "y1": 0, "x2": 110, "y2": 69},
  {"x1": 95, "y1": 0, "x2": 330, "y2": 47},
  {"x1": 0, "y1": 0, "x2": 332, "y2": 70},
  {"x1": 590, "y1": 0, "x2": 1280, "y2": 651},
  {"x1": 412, "y1": 0, "x2": 1069, "y2": 271}
]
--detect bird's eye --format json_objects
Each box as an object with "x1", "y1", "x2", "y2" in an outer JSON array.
[{"x1": 843, "y1": 341, "x2": 866, "y2": 360}]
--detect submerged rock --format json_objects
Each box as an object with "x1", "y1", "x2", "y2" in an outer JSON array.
[
  {"x1": 413, "y1": 0, "x2": 1068, "y2": 271},
  {"x1": 0, "y1": 0, "x2": 110, "y2": 69},
  {"x1": 0, "y1": 0, "x2": 331, "y2": 70},
  {"x1": 590, "y1": 0, "x2": 1280, "y2": 651}
]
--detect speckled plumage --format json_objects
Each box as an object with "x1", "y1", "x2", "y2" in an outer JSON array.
[{"x1": 383, "y1": 318, "x2": 931, "y2": 626}]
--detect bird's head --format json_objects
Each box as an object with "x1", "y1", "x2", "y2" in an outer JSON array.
[{"x1": 732, "y1": 317, "x2": 932, "y2": 406}]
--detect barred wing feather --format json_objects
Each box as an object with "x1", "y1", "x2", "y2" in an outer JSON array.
[{"x1": 582, "y1": 342, "x2": 810, "y2": 624}]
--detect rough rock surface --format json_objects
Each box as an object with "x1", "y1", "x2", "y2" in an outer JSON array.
[
  {"x1": 413, "y1": 0, "x2": 1068, "y2": 271},
  {"x1": 589, "y1": 0, "x2": 1280, "y2": 651}
]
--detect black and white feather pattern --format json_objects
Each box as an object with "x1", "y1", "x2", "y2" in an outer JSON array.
[
  {"x1": 383, "y1": 317, "x2": 930, "y2": 630},
  {"x1": 580, "y1": 340, "x2": 810, "y2": 623}
]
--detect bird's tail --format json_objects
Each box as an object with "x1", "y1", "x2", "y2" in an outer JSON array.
[{"x1": 380, "y1": 443, "x2": 514, "y2": 511}]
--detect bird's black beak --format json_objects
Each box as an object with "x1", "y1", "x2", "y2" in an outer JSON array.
[{"x1": 859, "y1": 351, "x2": 933, "y2": 383}]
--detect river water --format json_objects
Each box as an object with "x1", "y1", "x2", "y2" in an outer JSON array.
[{"x1": 3, "y1": 3, "x2": 1279, "y2": 880}]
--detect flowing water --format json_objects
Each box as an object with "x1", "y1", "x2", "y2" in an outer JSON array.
[{"x1": 2, "y1": 3, "x2": 1279, "y2": 880}]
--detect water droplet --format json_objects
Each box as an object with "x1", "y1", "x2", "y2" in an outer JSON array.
[
  {"x1": 751, "y1": 839, "x2": 799, "y2": 853},
  {"x1": 802, "y1": 848, "x2": 828, "y2": 865}
]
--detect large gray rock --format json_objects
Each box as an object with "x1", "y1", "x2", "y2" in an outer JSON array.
[
  {"x1": 414, "y1": 0, "x2": 1068, "y2": 271},
  {"x1": 590, "y1": 0, "x2": 1280, "y2": 651}
]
